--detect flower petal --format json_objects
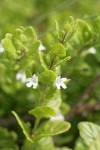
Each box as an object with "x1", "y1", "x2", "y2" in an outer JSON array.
[
  {"x1": 56, "y1": 84, "x2": 61, "y2": 89},
  {"x1": 39, "y1": 44, "x2": 46, "y2": 51},
  {"x1": 26, "y1": 82, "x2": 32, "y2": 87},
  {"x1": 32, "y1": 74, "x2": 38, "y2": 81},
  {"x1": 33, "y1": 83, "x2": 38, "y2": 89},
  {"x1": 62, "y1": 78, "x2": 67, "y2": 82},
  {"x1": 21, "y1": 76, "x2": 27, "y2": 83},
  {"x1": 26, "y1": 78, "x2": 32, "y2": 82},
  {"x1": 61, "y1": 83, "x2": 67, "y2": 89}
]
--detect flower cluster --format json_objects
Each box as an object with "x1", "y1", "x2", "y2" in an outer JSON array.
[
  {"x1": 26, "y1": 74, "x2": 38, "y2": 89},
  {"x1": 16, "y1": 71, "x2": 68, "y2": 90}
]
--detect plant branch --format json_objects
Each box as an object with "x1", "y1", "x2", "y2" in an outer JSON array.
[
  {"x1": 73, "y1": 102, "x2": 100, "y2": 114},
  {"x1": 49, "y1": 55, "x2": 57, "y2": 69},
  {"x1": 33, "y1": 118, "x2": 40, "y2": 131},
  {"x1": 60, "y1": 31, "x2": 67, "y2": 44},
  {"x1": 65, "y1": 74, "x2": 100, "y2": 120}
]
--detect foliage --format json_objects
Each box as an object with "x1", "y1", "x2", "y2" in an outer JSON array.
[
  {"x1": 0, "y1": 0, "x2": 100, "y2": 149},
  {"x1": 78, "y1": 122, "x2": 100, "y2": 150}
]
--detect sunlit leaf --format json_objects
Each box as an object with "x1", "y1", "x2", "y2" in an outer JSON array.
[
  {"x1": 12, "y1": 111, "x2": 33, "y2": 143},
  {"x1": 29, "y1": 106, "x2": 56, "y2": 118},
  {"x1": 78, "y1": 122, "x2": 100, "y2": 146},
  {"x1": 51, "y1": 43, "x2": 66, "y2": 58},
  {"x1": 36, "y1": 120, "x2": 71, "y2": 137},
  {"x1": 89, "y1": 135, "x2": 100, "y2": 150}
]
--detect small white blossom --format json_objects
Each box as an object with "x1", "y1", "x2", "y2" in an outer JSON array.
[
  {"x1": 54, "y1": 75, "x2": 67, "y2": 89},
  {"x1": 16, "y1": 70, "x2": 26, "y2": 83},
  {"x1": 26, "y1": 74, "x2": 38, "y2": 89},
  {"x1": 50, "y1": 111, "x2": 64, "y2": 121},
  {"x1": 0, "y1": 44, "x2": 4, "y2": 53},
  {"x1": 39, "y1": 44, "x2": 46, "y2": 51},
  {"x1": 87, "y1": 47, "x2": 96, "y2": 54}
]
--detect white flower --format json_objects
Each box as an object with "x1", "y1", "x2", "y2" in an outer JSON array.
[
  {"x1": 54, "y1": 75, "x2": 67, "y2": 89},
  {"x1": 0, "y1": 44, "x2": 4, "y2": 53},
  {"x1": 26, "y1": 74, "x2": 38, "y2": 89},
  {"x1": 16, "y1": 70, "x2": 26, "y2": 83},
  {"x1": 87, "y1": 47, "x2": 96, "y2": 54},
  {"x1": 50, "y1": 111, "x2": 64, "y2": 121},
  {"x1": 39, "y1": 44, "x2": 46, "y2": 51}
]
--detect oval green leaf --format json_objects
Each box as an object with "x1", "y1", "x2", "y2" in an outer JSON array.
[
  {"x1": 51, "y1": 43, "x2": 66, "y2": 58},
  {"x1": 36, "y1": 120, "x2": 71, "y2": 137},
  {"x1": 78, "y1": 122, "x2": 100, "y2": 146},
  {"x1": 29, "y1": 106, "x2": 56, "y2": 118},
  {"x1": 12, "y1": 111, "x2": 33, "y2": 143}
]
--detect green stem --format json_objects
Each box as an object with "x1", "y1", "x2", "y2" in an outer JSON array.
[
  {"x1": 60, "y1": 31, "x2": 67, "y2": 44},
  {"x1": 40, "y1": 55, "x2": 57, "y2": 104},
  {"x1": 34, "y1": 118, "x2": 40, "y2": 131},
  {"x1": 40, "y1": 83, "x2": 48, "y2": 104},
  {"x1": 49, "y1": 55, "x2": 57, "y2": 69}
]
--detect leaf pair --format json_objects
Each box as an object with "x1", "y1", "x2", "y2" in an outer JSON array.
[{"x1": 12, "y1": 106, "x2": 71, "y2": 143}]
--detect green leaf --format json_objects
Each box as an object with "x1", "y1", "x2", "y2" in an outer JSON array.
[
  {"x1": 29, "y1": 106, "x2": 56, "y2": 118},
  {"x1": 0, "y1": 127, "x2": 18, "y2": 150},
  {"x1": 40, "y1": 70, "x2": 56, "y2": 83},
  {"x1": 92, "y1": 16, "x2": 100, "y2": 33},
  {"x1": 54, "y1": 56, "x2": 71, "y2": 67},
  {"x1": 12, "y1": 111, "x2": 33, "y2": 143},
  {"x1": 77, "y1": 19, "x2": 92, "y2": 42},
  {"x1": 55, "y1": 20, "x2": 60, "y2": 40},
  {"x1": 89, "y1": 135, "x2": 100, "y2": 150},
  {"x1": 9, "y1": 26, "x2": 38, "y2": 57},
  {"x1": 40, "y1": 70, "x2": 57, "y2": 99},
  {"x1": 75, "y1": 138, "x2": 88, "y2": 150},
  {"x1": 78, "y1": 122, "x2": 100, "y2": 146},
  {"x1": 2, "y1": 35, "x2": 17, "y2": 58},
  {"x1": 51, "y1": 43, "x2": 66, "y2": 57},
  {"x1": 24, "y1": 26, "x2": 37, "y2": 41},
  {"x1": 26, "y1": 40, "x2": 40, "y2": 58},
  {"x1": 21, "y1": 137, "x2": 54, "y2": 150},
  {"x1": 38, "y1": 51, "x2": 48, "y2": 70},
  {"x1": 47, "y1": 90, "x2": 62, "y2": 112},
  {"x1": 36, "y1": 120, "x2": 71, "y2": 137}
]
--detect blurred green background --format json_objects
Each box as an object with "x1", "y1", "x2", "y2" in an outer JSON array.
[
  {"x1": 0, "y1": 0, "x2": 100, "y2": 39},
  {"x1": 0, "y1": 0, "x2": 100, "y2": 149}
]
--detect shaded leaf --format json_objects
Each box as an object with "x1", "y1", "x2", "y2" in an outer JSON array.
[
  {"x1": 21, "y1": 137, "x2": 54, "y2": 150},
  {"x1": 0, "y1": 127, "x2": 18, "y2": 150}
]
